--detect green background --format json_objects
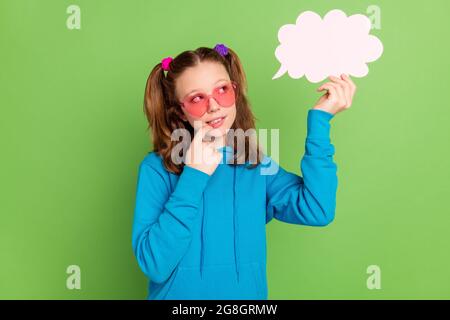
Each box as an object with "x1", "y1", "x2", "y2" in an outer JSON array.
[{"x1": 1, "y1": 0, "x2": 449, "y2": 299}]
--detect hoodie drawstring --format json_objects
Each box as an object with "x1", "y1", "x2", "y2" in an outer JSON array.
[
  {"x1": 200, "y1": 192, "x2": 205, "y2": 279},
  {"x1": 233, "y1": 164, "x2": 240, "y2": 282},
  {"x1": 199, "y1": 146, "x2": 239, "y2": 282}
]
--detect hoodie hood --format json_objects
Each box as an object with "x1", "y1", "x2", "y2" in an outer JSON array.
[{"x1": 200, "y1": 145, "x2": 240, "y2": 282}]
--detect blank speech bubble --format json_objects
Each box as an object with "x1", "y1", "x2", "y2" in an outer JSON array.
[{"x1": 273, "y1": 9, "x2": 383, "y2": 83}]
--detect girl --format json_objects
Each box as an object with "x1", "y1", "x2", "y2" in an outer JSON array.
[{"x1": 132, "y1": 43, "x2": 356, "y2": 300}]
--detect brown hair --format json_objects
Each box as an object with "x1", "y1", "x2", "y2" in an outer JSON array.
[{"x1": 143, "y1": 46, "x2": 263, "y2": 174}]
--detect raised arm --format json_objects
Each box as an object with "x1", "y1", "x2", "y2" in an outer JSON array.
[
  {"x1": 265, "y1": 109, "x2": 338, "y2": 226},
  {"x1": 265, "y1": 73, "x2": 356, "y2": 225}
]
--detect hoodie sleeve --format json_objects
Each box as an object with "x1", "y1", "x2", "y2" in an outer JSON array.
[
  {"x1": 131, "y1": 160, "x2": 210, "y2": 283},
  {"x1": 265, "y1": 109, "x2": 338, "y2": 226}
]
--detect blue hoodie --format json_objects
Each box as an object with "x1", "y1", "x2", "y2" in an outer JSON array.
[{"x1": 131, "y1": 109, "x2": 337, "y2": 300}]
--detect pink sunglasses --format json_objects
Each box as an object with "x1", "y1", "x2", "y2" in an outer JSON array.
[{"x1": 179, "y1": 80, "x2": 237, "y2": 117}]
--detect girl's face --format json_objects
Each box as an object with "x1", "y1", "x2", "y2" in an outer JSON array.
[{"x1": 175, "y1": 61, "x2": 237, "y2": 140}]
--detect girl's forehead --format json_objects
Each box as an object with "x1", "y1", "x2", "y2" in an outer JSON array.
[{"x1": 176, "y1": 62, "x2": 230, "y2": 98}]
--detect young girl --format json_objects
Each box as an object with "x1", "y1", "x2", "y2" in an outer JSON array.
[{"x1": 132, "y1": 43, "x2": 356, "y2": 300}]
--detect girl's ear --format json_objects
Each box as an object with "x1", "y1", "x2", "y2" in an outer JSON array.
[{"x1": 180, "y1": 113, "x2": 188, "y2": 122}]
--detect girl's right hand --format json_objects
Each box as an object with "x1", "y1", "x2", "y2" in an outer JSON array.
[
  {"x1": 184, "y1": 123, "x2": 223, "y2": 176},
  {"x1": 312, "y1": 74, "x2": 357, "y2": 116}
]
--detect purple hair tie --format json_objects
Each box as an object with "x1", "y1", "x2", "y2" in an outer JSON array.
[{"x1": 214, "y1": 43, "x2": 229, "y2": 57}]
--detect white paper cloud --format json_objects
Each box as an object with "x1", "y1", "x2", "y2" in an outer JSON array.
[{"x1": 273, "y1": 9, "x2": 383, "y2": 83}]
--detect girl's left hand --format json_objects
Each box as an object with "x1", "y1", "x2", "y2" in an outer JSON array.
[{"x1": 312, "y1": 74, "x2": 357, "y2": 116}]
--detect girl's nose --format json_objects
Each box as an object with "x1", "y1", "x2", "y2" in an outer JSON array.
[{"x1": 207, "y1": 96, "x2": 220, "y2": 113}]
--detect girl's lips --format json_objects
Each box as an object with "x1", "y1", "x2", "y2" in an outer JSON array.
[{"x1": 206, "y1": 116, "x2": 226, "y2": 128}]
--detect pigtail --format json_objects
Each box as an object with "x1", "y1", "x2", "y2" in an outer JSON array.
[
  {"x1": 143, "y1": 63, "x2": 172, "y2": 152},
  {"x1": 222, "y1": 47, "x2": 264, "y2": 167},
  {"x1": 224, "y1": 48, "x2": 247, "y2": 96}
]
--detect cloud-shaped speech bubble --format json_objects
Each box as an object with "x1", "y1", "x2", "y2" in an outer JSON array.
[{"x1": 273, "y1": 9, "x2": 383, "y2": 83}]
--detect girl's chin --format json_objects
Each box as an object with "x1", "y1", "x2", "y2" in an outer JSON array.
[
  {"x1": 204, "y1": 125, "x2": 229, "y2": 136},
  {"x1": 203, "y1": 127, "x2": 230, "y2": 143}
]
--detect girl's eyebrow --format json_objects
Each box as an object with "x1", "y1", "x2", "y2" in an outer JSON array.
[{"x1": 185, "y1": 79, "x2": 228, "y2": 97}]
